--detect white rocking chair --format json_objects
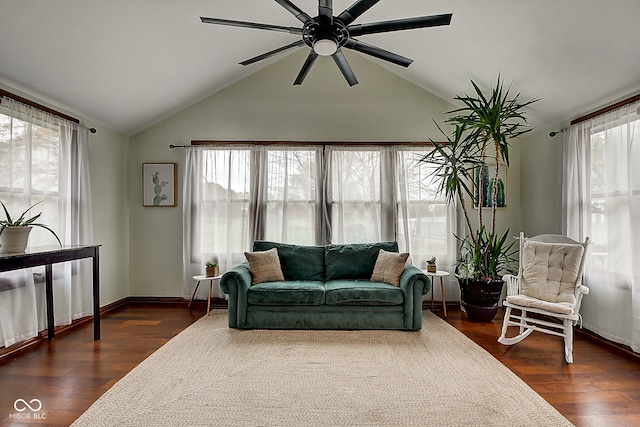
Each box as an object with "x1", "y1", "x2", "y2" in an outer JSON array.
[{"x1": 498, "y1": 232, "x2": 590, "y2": 363}]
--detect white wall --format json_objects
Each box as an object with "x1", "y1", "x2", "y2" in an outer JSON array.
[
  {"x1": 128, "y1": 50, "x2": 511, "y2": 297},
  {"x1": 86, "y1": 123, "x2": 130, "y2": 305},
  {"x1": 520, "y1": 124, "x2": 566, "y2": 236},
  {"x1": 0, "y1": 83, "x2": 131, "y2": 306}
]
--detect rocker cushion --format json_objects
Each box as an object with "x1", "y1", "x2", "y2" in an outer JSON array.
[
  {"x1": 520, "y1": 240, "x2": 584, "y2": 305},
  {"x1": 506, "y1": 295, "x2": 574, "y2": 315}
]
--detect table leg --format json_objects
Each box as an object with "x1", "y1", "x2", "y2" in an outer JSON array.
[
  {"x1": 431, "y1": 281, "x2": 435, "y2": 308},
  {"x1": 93, "y1": 247, "x2": 101, "y2": 340},
  {"x1": 207, "y1": 279, "x2": 212, "y2": 316},
  {"x1": 188, "y1": 280, "x2": 201, "y2": 309},
  {"x1": 45, "y1": 264, "x2": 54, "y2": 339},
  {"x1": 440, "y1": 277, "x2": 447, "y2": 318}
]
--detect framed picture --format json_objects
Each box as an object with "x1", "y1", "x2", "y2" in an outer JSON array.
[
  {"x1": 473, "y1": 164, "x2": 507, "y2": 209},
  {"x1": 143, "y1": 163, "x2": 177, "y2": 207}
]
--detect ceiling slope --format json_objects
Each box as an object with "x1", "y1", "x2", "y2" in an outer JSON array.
[{"x1": 1, "y1": 1, "x2": 640, "y2": 136}]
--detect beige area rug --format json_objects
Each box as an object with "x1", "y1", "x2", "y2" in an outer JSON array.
[{"x1": 72, "y1": 310, "x2": 571, "y2": 427}]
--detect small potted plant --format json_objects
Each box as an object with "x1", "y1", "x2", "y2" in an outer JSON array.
[
  {"x1": 426, "y1": 257, "x2": 437, "y2": 273},
  {"x1": 0, "y1": 200, "x2": 61, "y2": 253},
  {"x1": 205, "y1": 261, "x2": 219, "y2": 277}
]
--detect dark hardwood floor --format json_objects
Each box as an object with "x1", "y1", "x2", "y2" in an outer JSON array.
[{"x1": 0, "y1": 301, "x2": 639, "y2": 426}]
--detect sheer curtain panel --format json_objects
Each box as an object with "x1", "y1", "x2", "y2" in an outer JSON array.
[
  {"x1": 182, "y1": 147, "x2": 252, "y2": 300},
  {"x1": 0, "y1": 97, "x2": 94, "y2": 348},
  {"x1": 563, "y1": 100, "x2": 640, "y2": 352}
]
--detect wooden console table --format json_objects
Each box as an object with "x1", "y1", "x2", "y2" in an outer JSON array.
[{"x1": 0, "y1": 245, "x2": 101, "y2": 340}]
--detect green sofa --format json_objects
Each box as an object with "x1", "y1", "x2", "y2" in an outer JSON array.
[{"x1": 220, "y1": 241, "x2": 431, "y2": 330}]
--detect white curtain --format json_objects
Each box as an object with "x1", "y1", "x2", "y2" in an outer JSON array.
[
  {"x1": 182, "y1": 144, "x2": 457, "y2": 300},
  {"x1": 182, "y1": 147, "x2": 252, "y2": 299},
  {"x1": 395, "y1": 148, "x2": 458, "y2": 273},
  {"x1": 562, "y1": 100, "x2": 640, "y2": 352},
  {"x1": 328, "y1": 147, "x2": 386, "y2": 243},
  {"x1": 0, "y1": 97, "x2": 94, "y2": 348}
]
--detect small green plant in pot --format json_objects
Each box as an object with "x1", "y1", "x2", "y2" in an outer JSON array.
[
  {"x1": 426, "y1": 256, "x2": 437, "y2": 273},
  {"x1": 0, "y1": 200, "x2": 62, "y2": 253},
  {"x1": 205, "y1": 261, "x2": 219, "y2": 277},
  {"x1": 420, "y1": 75, "x2": 537, "y2": 321}
]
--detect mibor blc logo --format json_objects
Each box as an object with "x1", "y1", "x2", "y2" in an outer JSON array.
[{"x1": 10, "y1": 398, "x2": 46, "y2": 420}]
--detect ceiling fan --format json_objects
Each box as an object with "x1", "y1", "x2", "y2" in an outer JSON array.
[{"x1": 200, "y1": 0, "x2": 452, "y2": 86}]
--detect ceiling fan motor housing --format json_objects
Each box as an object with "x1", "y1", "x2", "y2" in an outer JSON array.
[{"x1": 303, "y1": 19, "x2": 349, "y2": 56}]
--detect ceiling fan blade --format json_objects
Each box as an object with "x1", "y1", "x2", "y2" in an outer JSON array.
[
  {"x1": 337, "y1": 0, "x2": 380, "y2": 26},
  {"x1": 293, "y1": 51, "x2": 319, "y2": 85},
  {"x1": 332, "y1": 49, "x2": 358, "y2": 86},
  {"x1": 319, "y1": 0, "x2": 332, "y2": 20},
  {"x1": 273, "y1": 0, "x2": 312, "y2": 24},
  {"x1": 344, "y1": 39, "x2": 413, "y2": 67},
  {"x1": 348, "y1": 14, "x2": 452, "y2": 36},
  {"x1": 240, "y1": 40, "x2": 306, "y2": 66},
  {"x1": 200, "y1": 17, "x2": 302, "y2": 35}
]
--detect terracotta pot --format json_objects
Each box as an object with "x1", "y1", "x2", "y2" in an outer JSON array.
[{"x1": 457, "y1": 276, "x2": 504, "y2": 322}]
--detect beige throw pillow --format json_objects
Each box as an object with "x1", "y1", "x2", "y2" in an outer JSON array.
[
  {"x1": 370, "y1": 249, "x2": 409, "y2": 286},
  {"x1": 244, "y1": 248, "x2": 285, "y2": 285}
]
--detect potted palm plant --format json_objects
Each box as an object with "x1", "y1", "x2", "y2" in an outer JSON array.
[
  {"x1": 420, "y1": 76, "x2": 538, "y2": 321},
  {"x1": 0, "y1": 200, "x2": 62, "y2": 253}
]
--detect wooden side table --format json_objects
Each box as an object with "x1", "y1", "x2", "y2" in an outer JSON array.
[
  {"x1": 424, "y1": 270, "x2": 450, "y2": 317},
  {"x1": 188, "y1": 275, "x2": 222, "y2": 316}
]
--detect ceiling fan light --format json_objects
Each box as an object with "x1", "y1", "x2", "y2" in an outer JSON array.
[{"x1": 313, "y1": 39, "x2": 337, "y2": 56}]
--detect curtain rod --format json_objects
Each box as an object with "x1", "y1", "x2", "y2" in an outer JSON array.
[
  {"x1": 549, "y1": 128, "x2": 567, "y2": 137},
  {"x1": 0, "y1": 89, "x2": 97, "y2": 133},
  {"x1": 170, "y1": 141, "x2": 438, "y2": 149}
]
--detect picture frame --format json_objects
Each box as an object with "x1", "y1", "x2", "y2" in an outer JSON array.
[
  {"x1": 142, "y1": 163, "x2": 177, "y2": 207},
  {"x1": 473, "y1": 164, "x2": 507, "y2": 209}
]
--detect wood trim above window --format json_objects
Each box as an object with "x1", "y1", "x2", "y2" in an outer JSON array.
[
  {"x1": 0, "y1": 89, "x2": 80, "y2": 124},
  {"x1": 571, "y1": 93, "x2": 640, "y2": 125}
]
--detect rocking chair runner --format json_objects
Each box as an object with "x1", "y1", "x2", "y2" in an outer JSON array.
[{"x1": 498, "y1": 232, "x2": 590, "y2": 363}]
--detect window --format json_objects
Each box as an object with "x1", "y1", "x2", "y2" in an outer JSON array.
[
  {"x1": 563, "y1": 98, "x2": 640, "y2": 352},
  {"x1": 184, "y1": 144, "x2": 456, "y2": 284},
  {"x1": 0, "y1": 95, "x2": 94, "y2": 348},
  {"x1": 0, "y1": 106, "x2": 62, "y2": 246},
  {"x1": 588, "y1": 110, "x2": 640, "y2": 281},
  {"x1": 265, "y1": 149, "x2": 318, "y2": 245},
  {"x1": 396, "y1": 149, "x2": 450, "y2": 259},
  {"x1": 330, "y1": 148, "x2": 384, "y2": 243}
]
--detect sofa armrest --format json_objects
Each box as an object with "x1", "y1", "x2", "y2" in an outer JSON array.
[
  {"x1": 220, "y1": 262, "x2": 252, "y2": 328},
  {"x1": 399, "y1": 265, "x2": 431, "y2": 295},
  {"x1": 399, "y1": 265, "x2": 431, "y2": 330}
]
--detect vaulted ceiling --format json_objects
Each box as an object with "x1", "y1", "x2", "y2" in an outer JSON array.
[{"x1": 1, "y1": 1, "x2": 640, "y2": 136}]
